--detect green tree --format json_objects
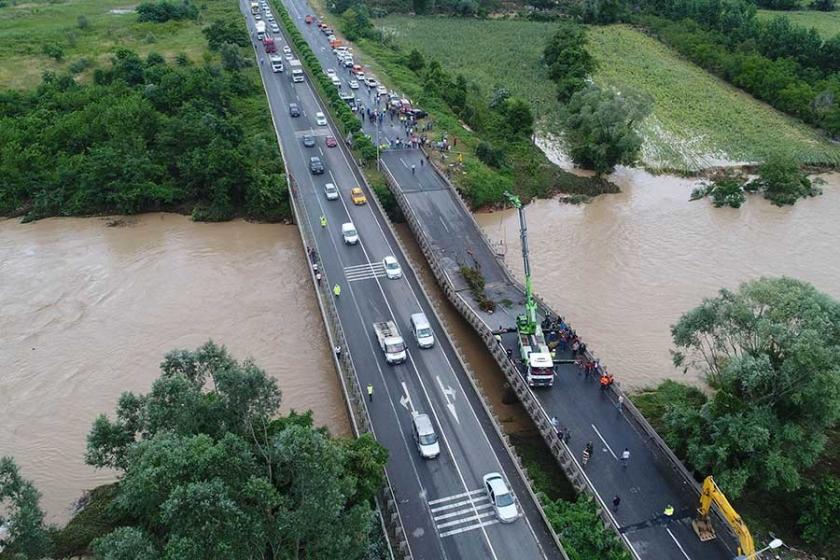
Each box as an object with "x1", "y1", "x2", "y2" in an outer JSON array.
[
  {"x1": 0, "y1": 457, "x2": 53, "y2": 559},
  {"x1": 560, "y1": 85, "x2": 651, "y2": 175},
  {"x1": 219, "y1": 42, "x2": 249, "y2": 71},
  {"x1": 81, "y1": 342, "x2": 387, "y2": 560},
  {"x1": 797, "y1": 476, "x2": 840, "y2": 546},
  {"x1": 752, "y1": 154, "x2": 820, "y2": 206},
  {"x1": 203, "y1": 19, "x2": 249, "y2": 51},
  {"x1": 501, "y1": 97, "x2": 534, "y2": 138},
  {"x1": 406, "y1": 48, "x2": 426, "y2": 72},
  {"x1": 544, "y1": 22, "x2": 596, "y2": 102},
  {"x1": 669, "y1": 278, "x2": 840, "y2": 497},
  {"x1": 93, "y1": 527, "x2": 160, "y2": 560}
]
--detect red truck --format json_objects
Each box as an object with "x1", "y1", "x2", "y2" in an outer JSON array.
[
  {"x1": 263, "y1": 36, "x2": 277, "y2": 53},
  {"x1": 305, "y1": 14, "x2": 314, "y2": 23}
]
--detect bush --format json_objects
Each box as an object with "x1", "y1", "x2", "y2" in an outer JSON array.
[
  {"x1": 798, "y1": 476, "x2": 840, "y2": 546},
  {"x1": 136, "y1": 0, "x2": 198, "y2": 23},
  {"x1": 43, "y1": 44, "x2": 64, "y2": 61},
  {"x1": 754, "y1": 155, "x2": 820, "y2": 205},
  {"x1": 68, "y1": 57, "x2": 93, "y2": 74},
  {"x1": 541, "y1": 495, "x2": 631, "y2": 560},
  {"x1": 475, "y1": 141, "x2": 506, "y2": 168},
  {"x1": 203, "y1": 19, "x2": 249, "y2": 51},
  {"x1": 76, "y1": 14, "x2": 89, "y2": 29},
  {"x1": 219, "y1": 42, "x2": 249, "y2": 71}
]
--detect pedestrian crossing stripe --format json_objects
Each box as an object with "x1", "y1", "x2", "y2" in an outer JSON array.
[
  {"x1": 427, "y1": 489, "x2": 500, "y2": 539},
  {"x1": 344, "y1": 262, "x2": 386, "y2": 283}
]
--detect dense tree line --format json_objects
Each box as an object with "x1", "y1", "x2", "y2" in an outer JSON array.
[
  {"x1": 136, "y1": 0, "x2": 199, "y2": 22},
  {"x1": 630, "y1": 0, "x2": 840, "y2": 137},
  {"x1": 0, "y1": 47, "x2": 289, "y2": 222},
  {"x1": 1, "y1": 342, "x2": 388, "y2": 559}
]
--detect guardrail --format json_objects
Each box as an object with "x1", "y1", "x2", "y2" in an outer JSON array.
[{"x1": 245, "y1": 4, "x2": 411, "y2": 555}]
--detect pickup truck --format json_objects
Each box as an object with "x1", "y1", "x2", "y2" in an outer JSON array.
[{"x1": 373, "y1": 321, "x2": 407, "y2": 365}]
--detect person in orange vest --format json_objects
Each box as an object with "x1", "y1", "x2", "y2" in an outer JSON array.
[{"x1": 600, "y1": 374, "x2": 609, "y2": 391}]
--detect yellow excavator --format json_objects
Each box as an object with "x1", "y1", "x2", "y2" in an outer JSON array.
[{"x1": 692, "y1": 476, "x2": 755, "y2": 558}]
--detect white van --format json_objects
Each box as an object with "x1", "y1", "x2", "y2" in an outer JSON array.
[
  {"x1": 410, "y1": 313, "x2": 434, "y2": 349},
  {"x1": 291, "y1": 69, "x2": 304, "y2": 83},
  {"x1": 412, "y1": 413, "x2": 440, "y2": 459},
  {"x1": 341, "y1": 222, "x2": 358, "y2": 245}
]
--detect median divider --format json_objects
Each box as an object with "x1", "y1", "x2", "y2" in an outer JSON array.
[{"x1": 245, "y1": 3, "x2": 408, "y2": 557}]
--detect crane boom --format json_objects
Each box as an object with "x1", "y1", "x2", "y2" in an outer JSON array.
[
  {"x1": 693, "y1": 476, "x2": 755, "y2": 558},
  {"x1": 503, "y1": 191, "x2": 537, "y2": 335}
]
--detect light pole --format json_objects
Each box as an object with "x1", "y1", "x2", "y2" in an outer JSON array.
[{"x1": 736, "y1": 538, "x2": 783, "y2": 560}]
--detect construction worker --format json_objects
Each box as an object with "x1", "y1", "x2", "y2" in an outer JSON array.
[
  {"x1": 333, "y1": 283, "x2": 341, "y2": 297},
  {"x1": 663, "y1": 504, "x2": 674, "y2": 517},
  {"x1": 320, "y1": 214, "x2": 327, "y2": 227},
  {"x1": 334, "y1": 345, "x2": 341, "y2": 359},
  {"x1": 367, "y1": 384, "x2": 374, "y2": 401},
  {"x1": 620, "y1": 447, "x2": 630, "y2": 469},
  {"x1": 600, "y1": 373, "x2": 610, "y2": 391}
]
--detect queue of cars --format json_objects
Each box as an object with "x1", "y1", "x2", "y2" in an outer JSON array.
[{"x1": 258, "y1": 6, "x2": 521, "y2": 526}]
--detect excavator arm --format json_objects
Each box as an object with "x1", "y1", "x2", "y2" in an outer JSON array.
[{"x1": 694, "y1": 476, "x2": 755, "y2": 557}]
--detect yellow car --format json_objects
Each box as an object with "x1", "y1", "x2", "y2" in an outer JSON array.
[{"x1": 350, "y1": 187, "x2": 367, "y2": 205}]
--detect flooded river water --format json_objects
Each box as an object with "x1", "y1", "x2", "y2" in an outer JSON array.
[
  {"x1": 476, "y1": 170, "x2": 840, "y2": 389},
  {"x1": 4, "y1": 169, "x2": 839, "y2": 522},
  {"x1": 0, "y1": 214, "x2": 346, "y2": 523}
]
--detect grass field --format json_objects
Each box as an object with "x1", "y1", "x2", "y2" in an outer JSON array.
[
  {"x1": 0, "y1": 0, "x2": 223, "y2": 90},
  {"x1": 757, "y1": 8, "x2": 840, "y2": 38},
  {"x1": 376, "y1": 17, "x2": 840, "y2": 170}
]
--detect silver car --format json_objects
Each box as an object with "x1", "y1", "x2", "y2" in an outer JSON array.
[{"x1": 483, "y1": 473, "x2": 518, "y2": 523}]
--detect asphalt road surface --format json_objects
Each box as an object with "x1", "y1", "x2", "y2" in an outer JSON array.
[
  {"x1": 241, "y1": 2, "x2": 564, "y2": 559},
  {"x1": 278, "y1": 4, "x2": 740, "y2": 560}
]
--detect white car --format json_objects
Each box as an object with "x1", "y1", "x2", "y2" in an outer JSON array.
[
  {"x1": 383, "y1": 256, "x2": 402, "y2": 279},
  {"x1": 324, "y1": 183, "x2": 339, "y2": 200},
  {"x1": 270, "y1": 23, "x2": 280, "y2": 32},
  {"x1": 284, "y1": 52, "x2": 293, "y2": 60},
  {"x1": 365, "y1": 77, "x2": 378, "y2": 88},
  {"x1": 326, "y1": 68, "x2": 337, "y2": 77},
  {"x1": 354, "y1": 71, "x2": 365, "y2": 80},
  {"x1": 483, "y1": 473, "x2": 518, "y2": 523},
  {"x1": 330, "y1": 75, "x2": 341, "y2": 87},
  {"x1": 283, "y1": 46, "x2": 291, "y2": 54},
  {"x1": 254, "y1": 13, "x2": 262, "y2": 20},
  {"x1": 315, "y1": 112, "x2": 327, "y2": 126},
  {"x1": 376, "y1": 85, "x2": 387, "y2": 95},
  {"x1": 348, "y1": 80, "x2": 359, "y2": 90}
]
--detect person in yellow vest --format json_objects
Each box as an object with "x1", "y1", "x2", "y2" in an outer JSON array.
[
  {"x1": 320, "y1": 215, "x2": 327, "y2": 227},
  {"x1": 333, "y1": 283, "x2": 341, "y2": 297},
  {"x1": 663, "y1": 504, "x2": 674, "y2": 517}
]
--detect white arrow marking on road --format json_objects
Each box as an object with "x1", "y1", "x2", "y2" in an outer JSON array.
[
  {"x1": 400, "y1": 382, "x2": 416, "y2": 414},
  {"x1": 436, "y1": 376, "x2": 459, "y2": 424}
]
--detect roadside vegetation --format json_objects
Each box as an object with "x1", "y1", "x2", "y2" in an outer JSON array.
[
  {"x1": 0, "y1": 0, "x2": 289, "y2": 222},
  {"x1": 377, "y1": 16, "x2": 840, "y2": 172},
  {"x1": 633, "y1": 277, "x2": 840, "y2": 558},
  {"x1": 320, "y1": 0, "x2": 616, "y2": 208},
  {"x1": 0, "y1": 342, "x2": 388, "y2": 560}
]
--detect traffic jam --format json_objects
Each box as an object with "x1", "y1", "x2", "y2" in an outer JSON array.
[{"x1": 249, "y1": 0, "x2": 528, "y2": 539}]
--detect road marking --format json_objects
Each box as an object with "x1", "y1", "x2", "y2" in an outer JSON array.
[
  {"x1": 433, "y1": 502, "x2": 493, "y2": 521},
  {"x1": 431, "y1": 497, "x2": 486, "y2": 513},
  {"x1": 428, "y1": 490, "x2": 499, "y2": 538},
  {"x1": 438, "y1": 215, "x2": 450, "y2": 233},
  {"x1": 435, "y1": 375, "x2": 459, "y2": 424},
  {"x1": 343, "y1": 262, "x2": 386, "y2": 282},
  {"x1": 399, "y1": 382, "x2": 416, "y2": 413},
  {"x1": 666, "y1": 528, "x2": 693, "y2": 560},
  {"x1": 591, "y1": 423, "x2": 618, "y2": 460},
  {"x1": 440, "y1": 519, "x2": 500, "y2": 538},
  {"x1": 427, "y1": 488, "x2": 484, "y2": 506}
]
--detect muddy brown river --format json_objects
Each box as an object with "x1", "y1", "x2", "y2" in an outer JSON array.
[
  {"x1": 0, "y1": 214, "x2": 346, "y2": 523},
  {"x1": 3, "y1": 170, "x2": 838, "y2": 523},
  {"x1": 477, "y1": 170, "x2": 840, "y2": 389}
]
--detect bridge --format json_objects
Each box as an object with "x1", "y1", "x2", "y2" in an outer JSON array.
[{"x1": 246, "y1": 1, "x2": 741, "y2": 558}]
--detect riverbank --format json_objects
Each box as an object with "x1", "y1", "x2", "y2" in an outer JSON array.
[{"x1": 0, "y1": 214, "x2": 345, "y2": 523}]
